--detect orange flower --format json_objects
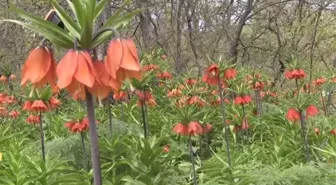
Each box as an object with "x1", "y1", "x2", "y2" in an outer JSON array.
[
  {"x1": 52, "y1": 86, "x2": 60, "y2": 95},
  {"x1": 0, "y1": 76, "x2": 7, "y2": 83},
  {"x1": 306, "y1": 105, "x2": 318, "y2": 117},
  {"x1": 64, "y1": 117, "x2": 97, "y2": 133},
  {"x1": 188, "y1": 121, "x2": 203, "y2": 136},
  {"x1": 49, "y1": 97, "x2": 61, "y2": 109},
  {"x1": 21, "y1": 46, "x2": 56, "y2": 88},
  {"x1": 167, "y1": 88, "x2": 182, "y2": 98},
  {"x1": 202, "y1": 64, "x2": 219, "y2": 85},
  {"x1": 203, "y1": 123, "x2": 212, "y2": 134},
  {"x1": 224, "y1": 68, "x2": 237, "y2": 80},
  {"x1": 105, "y1": 39, "x2": 141, "y2": 83},
  {"x1": 330, "y1": 128, "x2": 336, "y2": 136},
  {"x1": 252, "y1": 81, "x2": 265, "y2": 90},
  {"x1": 23, "y1": 101, "x2": 33, "y2": 112},
  {"x1": 157, "y1": 71, "x2": 172, "y2": 80},
  {"x1": 173, "y1": 123, "x2": 188, "y2": 136},
  {"x1": 286, "y1": 108, "x2": 300, "y2": 122},
  {"x1": 9, "y1": 110, "x2": 20, "y2": 119},
  {"x1": 32, "y1": 100, "x2": 48, "y2": 112},
  {"x1": 188, "y1": 95, "x2": 206, "y2": 107},
  {"x1": 0, "y1": 93, "x2": 7, "y2": 104},
  {"x1": 313, "y1": 77, "x2": 327, "y2": 86},
  {"x1": 142, "y1": 64, "x2": 159, "y2": 72},
  {"x1": 234, "y1": 95, "x2": 252, "y2": 105},
  {"x1": 113, "y1": 91, "x2": 128, "y2": 101},
  {"x1": 57, "y1": 50, "x2": 97, "y2": 98},
  {"x1": 6, "y1": 96, "x2": 16, "y2": 104},
  {"x1": 26, "y1": 114, "x2": 40, "y2": 124},
  {"x1": 0, "y1": 107, "x2": 7, "y2": 117},
  {"x1": 88, "y1": 61, "x2": 120, "y2": 100},
  {"x1": 186, "y1": 78, "x2": 197, "y2": 86}
]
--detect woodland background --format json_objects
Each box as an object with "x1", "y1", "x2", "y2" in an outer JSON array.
[{"x1": 1, "y1": 0, "x2": 336, "y2": 81}]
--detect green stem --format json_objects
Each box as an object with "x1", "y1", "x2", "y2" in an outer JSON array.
[
  {"x1": 39, "y1": 112, "x2": 46, "y2": 162},
  {"x1": 80, "y1": 132, "x2": 88, "y2": 171},
  {"x1": 189, "y1": 136, "x2": 198, "y2": 185},
  {"x1": 299, "y1": 110, "x2": 311, "y2": 162},
  {"x1": 217, "y1": 77, "x2": 232, "y2": 168},
  {"x1": 140, "y1": 99, "x2": 148, "y2": 138},
  {"x1": 108, "y1": 104, "x2": 113, "y2": 138},
  {"x1": 255, "y1": 90, "x2": 262, "y2": 116},
  {"x1": 85, "y1": 90, "x2": 102, "y2": 185}
]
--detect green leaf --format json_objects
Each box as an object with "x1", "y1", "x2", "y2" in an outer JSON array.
[
  {"x1": 9, "y1": 4, "x2": 73, "y2": 44},
  {"x1": 67, "y1": 0, "x2": 85, "y2": 28},
  {"x1": 91, "y1": 10, "x2": 141, "y2": 48},
  {"x1": 101, "y1": 0, "x2": 132, "y2": 29},
  {"x1": 121, "y1": 176, "x2": 147, "y2": 185},
  {"x1": 1, "y1": 20, "x2": 73, "y2": 48},
  {"x1": 77, "y1": 0, "x2": 95, "y2": 48},
  {"x1": 51, "y1": 0, "x2": 81, "y2": 38},
  {"x1": 94, "y1": 0, "x2": 110, "y2": 21}
]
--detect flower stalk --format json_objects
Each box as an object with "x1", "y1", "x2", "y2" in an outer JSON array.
[
  {"x1": 85, "y1": 89, "x2": 102, "y2": 185},
  {"x1": 217, "y1": 77, "x2": 232, "y2": 168},
  {"x1": 299, "y1": 110, "x2": 310, "y2": 162},
  {"x1": 39, "y1": 112, "x2": 46, "y2": 162}
]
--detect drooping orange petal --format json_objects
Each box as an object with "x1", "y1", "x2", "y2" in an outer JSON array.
[
  {"x1": 120, "y1": 39, "x2": 141, "y2": 71},
  {"x1": 105, "y1": 39, "x2": 123, "y2": 79},
  {"x1": 116, "y1": 68, "x2": 142, "y2": 83},
  {"x1": 88, "y1": 61, "x2": 112, "y2": 99},
  {"x1": 92, "y1": 60, "x2": 109, "y2": 85},
  {"x1": 83, "y1": 53, "x2": 101, "y2": 84},
  {"x1": 73, "y1": 51, "x2": 94, "y2": 88},
  {"x1": 21, "y1": 47, "x2": 52, "y2": 86},
  {"x1": 123, "y1": 39, "x2": 140, "y2": 63},
  {"x1": 67, "y1": 81, "x2": 86, "y2": 101},
  {"x1": 66, "y1": 79, "x2": 81, "y2": 95},
  {"x1": 35, "y1": 55, "x2": 57, "y2": 88},
  {"x1": 89, "y1": 82, "x2": 111, "y2": 100},
  {"x1": 108, "y1": 78, "x2": 121, "y2": 91},
  {"x1": 57, "y1": 50, "x2": 78, "y2": 89}
]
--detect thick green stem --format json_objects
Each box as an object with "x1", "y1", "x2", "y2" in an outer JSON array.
[
  {"x1": 108, "y1": 104, "x2": 113, "y2": 138},
  {"x1": 80, "y1": 132, "x2": 88, "y2": 171},
  {"x1": 140, "y1": 99, "x2": 148, "y2": 138},
  {"x1": 241, "y1": 104, "x2": 249, "y2": 140},
  {"x1": 189, "y1": 136, "x2": 198, "y2": 185},
  {"x1": 299, "y1": 111, "x2": 311, "y2": 162},
  {"x1": 217, "y1": 78, "x2": 232, "y2": 168},
  {"x1": 39, "y1": 112, "x2": 46, "y2": 162},
  {"x1": 85, "y1": 90, "x2": 102, "y2": 185},
  {"x1": 255, "y1": 90, "x2": 262, "y2": 116}
]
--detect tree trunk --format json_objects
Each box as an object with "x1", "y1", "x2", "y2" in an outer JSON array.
[
  {"x1": 139, "y1": 0, "x2": 153, "y2": 51},
  {"x1": 228, "y1": 0, "x2": 253, "y2": 64},
  {"x1": 185, "y1": 0, "x2": 201, "y2": 75},
  {"x1": 175, "y1": 0, "x2": 185, "y2": 74}
]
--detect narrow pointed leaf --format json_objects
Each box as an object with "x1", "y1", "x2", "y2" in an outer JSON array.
[
  {"x1": 67, "y1": 0, "x2": 85, "y2": 28},
  {"x1": 1, "y1": 20, "x2": 73, "y2": 48},
  {"x1": 101, "y1": 0, "x2": 132, "y2": 29},
  {"x1": 9, "y1": 5, "x2": 73, "y2": 44},
  {"x1": 51, "y1": 0, "x2": 81, "y2": 38},
  {"x1": 91, "y1": 10, "x2": 141, "y2": 48},
  {"x1": 94, "y1": 0, "x2": 110, "y2": 21}
]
